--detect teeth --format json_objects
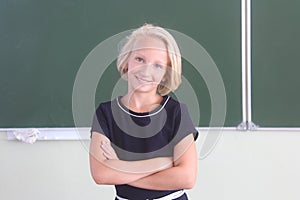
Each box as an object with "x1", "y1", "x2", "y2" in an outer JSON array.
[{"x1": 136, "y1": 76, "x2": 152, "y2": 83}]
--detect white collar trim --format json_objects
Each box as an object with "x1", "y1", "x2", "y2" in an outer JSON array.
[{"x1": 116, "y1": 96, "x2": 170, "y2": 118}]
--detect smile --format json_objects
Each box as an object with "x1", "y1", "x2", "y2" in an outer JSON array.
[{"x1": 135, "y1": 76, "x2": 153, "y2": 84}]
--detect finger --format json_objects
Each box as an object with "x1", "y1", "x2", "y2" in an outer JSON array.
[
  {"x1": 103, "y1": 152, "x2": 112, "y2": 160},
  {"x1": 100, "y1": 141, "x2": 119, "y2": 160},
  {"x1": 101, "y1": 141, "x2": 115, "y2": 154},
  {"x1": 100, "y1": 141, "x2": 109, "y2": 149},
  {"x1": 101, "y1": 144, "x2": 111, "y2": 155}
]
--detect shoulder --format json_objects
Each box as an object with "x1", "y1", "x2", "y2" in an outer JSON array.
[
  {"x1": 95, "y1": 98, "x2": 117, "y2": 110},
  {"x1": 164, "y1": 96, "x2": 179, "y2": 110},
  {"x1": 165, "y1": 96, "x2": 199, "y2": 141},
  {"x1": 164, "y1": 96, "x2": 189, "y2": 115},
  {"x1": 94, "y1": 99, "x2": 117, "y2": 117}
]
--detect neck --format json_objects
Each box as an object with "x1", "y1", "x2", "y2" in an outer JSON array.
[{"x1": 122, "y1": 91, "x2": 163, "y2": 112}]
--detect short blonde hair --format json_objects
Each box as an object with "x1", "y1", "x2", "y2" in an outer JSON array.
[{"x1": 117, "y1": 24, "x2": 182, "y2": 96}]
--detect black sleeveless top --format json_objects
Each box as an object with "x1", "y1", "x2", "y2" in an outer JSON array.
[{"x1": 91, "y1": 95, "x2": 198, "y2": 199}]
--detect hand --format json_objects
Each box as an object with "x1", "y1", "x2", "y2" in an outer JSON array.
[{"x1": 100, "y1": 141, "x2": 119, "y2": 160}]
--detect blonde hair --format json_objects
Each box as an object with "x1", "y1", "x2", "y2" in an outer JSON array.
[{"x1": 117, "y1": 24, "x2": 182, "y2": 95}]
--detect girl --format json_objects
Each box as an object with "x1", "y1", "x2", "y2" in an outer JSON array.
[{"x1": 90, "y1": 24, "x2": 198, "y2": 200}]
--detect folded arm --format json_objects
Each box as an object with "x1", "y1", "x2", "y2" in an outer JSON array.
[
  {"x1": 128, "y1": 134, "x2": 198, "y2": 190},
  {"x1": 89, "y1": 132, "x2": 172, "y2": 185}
]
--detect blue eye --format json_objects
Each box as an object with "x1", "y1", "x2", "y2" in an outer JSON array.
[
  {"x1": 135, "y1": 57, "x2": 144, "y2": 63},
  {"x1": 154, "y1": 64, "x2": 164, "y2": 69}
]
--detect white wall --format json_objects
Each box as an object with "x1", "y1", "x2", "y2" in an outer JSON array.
[{"x1": 1, "y1": 130, "x2": 300, "y2": 200}]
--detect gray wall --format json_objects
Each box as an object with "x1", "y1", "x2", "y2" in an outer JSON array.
[{"x1": 1, "y1": 131, "x2": 300, "y2": 200}]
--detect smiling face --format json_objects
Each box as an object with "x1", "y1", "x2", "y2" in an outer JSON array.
[{"x1": 126, "y1": 36, "x2": 170, "y2": 94}]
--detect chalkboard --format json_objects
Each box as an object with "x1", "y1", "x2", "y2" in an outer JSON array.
[
  {"x1": 0, "y1": 0, "x2": 242, "y2": 128},
  {"x1": 252, "y1": 0, "x2": 300, "y2": 127}
]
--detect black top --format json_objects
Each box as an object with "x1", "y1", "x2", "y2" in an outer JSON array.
[{"x1": 91, "y1": 95, "x2": 198, "y2": 199}]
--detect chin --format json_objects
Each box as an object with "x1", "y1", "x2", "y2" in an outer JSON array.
[{"x1": 132, "y1": 84, "x2": 158, "y2": 94}]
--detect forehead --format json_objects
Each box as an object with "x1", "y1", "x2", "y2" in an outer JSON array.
[{"x1": 132, "y1": 36, "x2": 167, "y2": 53}]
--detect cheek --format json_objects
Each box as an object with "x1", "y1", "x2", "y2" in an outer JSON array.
[
  {"x1": 127, "y1": 59, "x2": 144, "y2": 70},
  {"x1": 127, "y1": 63, "x2": 140, "y2": 74},
  {"x1": 154, "y1": 69, "x2": 167, "y2": 80}
]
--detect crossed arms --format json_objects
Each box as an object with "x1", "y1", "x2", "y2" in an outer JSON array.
[{"x1": 89, "y1": 131, "x2": 197, "y2": 190}]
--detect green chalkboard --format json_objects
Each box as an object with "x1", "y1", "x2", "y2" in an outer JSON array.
[
  {"x1": 0, "y1": 0, "x2": 242, "y2": 128},
  {"x1": 252, "y1": 0, "x2": 300, "y2": 127}
]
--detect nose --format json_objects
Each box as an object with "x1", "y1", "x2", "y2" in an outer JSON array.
[{"x1": 141, "y1": 64, "x2": 153, "y2": 75}]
